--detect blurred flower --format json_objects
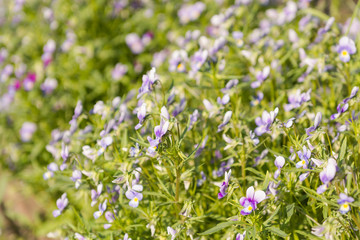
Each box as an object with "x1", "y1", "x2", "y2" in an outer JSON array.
[
  {"x1": 254, "y1": 107, "x2": 278, "y2": 136},
  {"x1": 338, "y1": 193, "x2": 354, "y2": 214},
  {"x1": 41, "y1": 78, "x2": 58, "y2": 95},
  {"x1": 53, "y1": 193, "x2": 68, "y2": 217},
  {"x1": 20, "y1": 122, "x2": 37, "y2": 142},
  {"x1": 336, "y1": 36, "x2": 356, "y2": 62},
  {"x1": 317, "y1": 158, "x2": 337, "y2": 194},
  {"x1": 94, "y1": 200, "x2": 107, "y2": 219},
  {"x1": 112, "y1": 63, "x2": 127, "y2": 81},
  {"x1": 167, "y1": 226, "x2": 177, "y2": 240}
]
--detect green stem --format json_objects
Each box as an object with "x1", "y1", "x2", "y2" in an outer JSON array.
[
  {"x1": 346, "y1": 0, "x2": 360, "y2": 36},
  {"x1": 175, "y1": 167, "x2": 181, "y2": 217}
]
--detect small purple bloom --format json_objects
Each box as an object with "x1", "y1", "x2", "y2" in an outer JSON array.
[
  {"x1": 337, "y1": 193, "x2": 354, "y2": 214},
  {"x1": 251, "y1": 66, "x2": 270, "y2": 88},
  {"x1": 93, "y1": 199, "x2": 107, "y2": 219},
  {"x1": 218, "y1": 169, "x2": 231, "y2": 199},
  {"x1": 236, "y1": 231, "x2": 246, "y2": 240},
  {"x1": 125, "y1": 189, "x2": 143, "y2": 208},
  {"x1": 53, "y1": 193, "x2": 68, "y2": 217},
  {"x1": 296, "y1": 146, "x2": 311, "y2": 169},
  {"x1": 240, "y1": 186, "x2": 266, "y2": 215},
  {"x1": 254, "y1": 107, "x2": 278, "y2": 136},
  {"x1": 306, "y1": 112, "x2": 322, "y2": 137},
  {"x1": 112, "y1": 63, "x2": 128, "y2": 81},
  {"x1": 217, "y1": 111, "x2": 232, "y2": 132},
  {"x1": 135, "y1": 103, "x2": 146, "y2": 130},
  {"x1": 71, "y1": 170, "x2": 82, "y2": 189},
  {"x1": 167, "y1": 226, "x2": 177, "y2": 240},
  {"x1": 317, "y1": 158, "x2": 337, "y2": 194},
  {"x1": 336, "y1": 36, "x2": 356, "y2": 62},
  {"x1": 20, "y1": 122, "x2": 37, "y2": 142},
  {"x1": 41, "y1": 78, "x2": 58, "y2": 95}
]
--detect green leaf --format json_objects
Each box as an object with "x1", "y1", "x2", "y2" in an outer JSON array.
[
  {"x1": 199, "y1": 221, "x2": 238, "y2": 235},
  {"x1": 339, "y1": 137, "x2": 347, "y2": 161},
  {"x1": 263, "y1": 205, "x2": 281, "y2": 226},
  {"x1": 266, "y1": 226, "x2": 288, "y2": 238},
  {"x1": 285, "y1": 203, "x2": 295, "y2": 224}
]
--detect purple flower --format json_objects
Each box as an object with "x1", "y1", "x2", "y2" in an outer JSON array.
[
  {"x1": 343, "y1": 86, "x2": 359, "y2": 104},
  {"x1": 112, "y1": 63, "x2": 127, "y2": 81},
  {"x1": 330, "y1": 103, "x2": 349, "y2": 120},
  {"x1": 190, "y1": 49, "x2": 208, "y2": 73},
  {"x1": 125, "y1": 189, "x2": 143, "y2": 208},
  {"x1": 53, "y1": 193, "x2": 68, "y2": 217},
  {"x1": 337, "y1": 193, "x2": 354, "y2": 214},
  {"x1": 236, "y1": 231, "x2": 246, "y2": 240},
  {"x1": 43, "y1": 162, "x2": 58, "y2": 180},
  {"x1": 94, "y1": 200, "x2": 107, "y2": 219},
  {"x1": 23, "y1": 73, "x2": 37, "y2": 91},
  {"x1": 135, "y1": 103, "x2": 146, "y2": 130},
  {"x1": 169, "y1": 50, "x2": 188, "y2": 72},
  {"x1": 41, "y1": 78, "x2": 58, "y2": 95},
  {"x1": 274, "y1": 155, "x2": 285, "y2": 179},
  {"x1": 104, "y1": 211, "x2": 115, "y2": 229},
  {"x1": 125, "y1": 33, "x2": 144, "y2": 54},
  {"x1": 189, "y1": 109, "x2": 199, "y2": 130},
  {"x1": 336, "y1": 36, "x2": 356, "y2": 62},
  {"x1": 306, "y1": 112, "x2": 322, "y2": 137},
  {"x1": 154, "y1": 119, "x2": 169, "y2": 139},
  {"x1": 137, "y1": 68, "x2": 158, "y2": 99},
  {"x1": 61, "y1": 142, "x2": 69, "y2": 161},
  {"x1": 71, "y1": 170, "x2": 82, "y2": 189},
  {"x1": 314, "y1": 17, "x2": 334, "y2": 43},
  {"x1": 296, "y1": 146, "x2": 311, "y2": 168},
  {"x1": 73, "y1": 100, "x2": 83, "y2": 119},
  {"x1": 221, "y1": 79, "x2": 239, "y2": 93},
  {"x1": 284, "y1": 89, "x2": 311, "y2": 112},
  {"x1": 254, "y1": 107, "x2": 279, "y2": 136},
  {"x1": 74, "y1": 233, "x2": 86, "y2": 240},
  {"x1": 217, "y1": 94, "x2": 230, "y2": 105},
  {"x1": 172, "y1": 98, "x2": 186, "y2": 117},
  {"x1": 317, "y1": 158, "x2": 337, "y2": 194},
  {"x1": 177, "y1": 2, "x2": 205, "y2": 24},
  {"x1": 217, "y1": 111, "x2": 232, "y2": 132},
  {"x1": 19, "y1": 122, "x2": 37, "y2": 142},
  {"x1": 167, "y1": 226, "x2": 177, "y2": 240},
  {"x1": 91, "y1": 183, "x2": 103, "y2": 207},
  {"x1": 240, "y1": 186, "x2": 266, "y2": 215},
  {"x1": 251, "y1": 66, "x2": 270, "y2": 88},
  {"x1": 123, "y1": 233, "x2": 132, "y2": 240},
  {"x1": 251, "y1": 91, "x2": 264, "y2": 106},
  {"x1": 218, "y1": 169, "x2": 231, "y2": 199},
  {"x1": 97, "y1": 136, "x2": 113, "y2": 156}
]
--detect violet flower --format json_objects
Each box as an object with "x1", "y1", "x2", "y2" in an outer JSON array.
[
  {"x1": 254, "y1": 107, "x2": 279, "y2": 136},
  {"x1": 240, "y1": 186, "x2": 266, "y2": 215},
  {"x1": 251, "y1": 66, "x2": 270, "y2": 88},
  {"x1": 135, "y1": 103, "x2": 146, "y2": 130},
  {"x1": 217, "y1": 94, "x2": 230, "y2": 105},
  {"x1": 104, "y1": 211, "x2": 115, "y2": 229},
  {"x1": 217, "y1": 111, "x2": 232, "y2": 132},
  {"x1": 317, "y1": 158, "x2": 337, "y2": 194},
  {"x1": 20, "y1": 122, "x2": 37, "y2": 142},
  {"x1": 337, "y1": 193, "x2": 354, "y2": 214},
  {"x1": 94, "y1": 200, "x2": 107, "y2": 219},
  {"x1": 41, "y1": 78, "x2": 58, "y2": 95},
  {"x1": 236, "y1": 231, "x2": 246, "y2": 240},
  {"x1": 336, "y1": 36, "x2": 356, "y2": 63},
  {"x1": 274, "y1": 155, "x2": 285, "y2": 179},
  {"x1": 71, "y1": 170, "x2": 82, "y2": 189},
  {"x1": 125, "y1": 33, "x2": 144, "y2": 54},
  {"x1": 112, "y1": 63, "x2": 127, "y2": 81},
  {"x1": 306, "y1": 112, "x2": 322, "y2": 137},
  {"x1": 296, "y1": 146, "x2": 311, "y2": 169},
  {"x1": 218, "y1": 169, "x2": 231, "y2": 199},
  {"x1": 137, "y1": 67, "x2": 158, "y2": 99},
  {"x1": 53, "y1": 193, "x2": 68, "y2": 217},
  {"x1": 125, "y1": 189, "x2": 143, "y2": 208},
  {"x1": 43, "y1": 162, "x2": 58, "y2": 180},
  {"x1": 167, "y1": 226, "x2": 177, "y2": 240},
  {"x1": 91, "y1": 183, "x2": 103, "y2": 207},
  {"x1": 284, "y1": 89, "x2": 311, "y2": 112}
]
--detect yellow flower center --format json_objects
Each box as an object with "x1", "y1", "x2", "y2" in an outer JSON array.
[
  {"x1": 342, "y1": 50, "x2": 348, "y2": 56},
  {"x1": 301, "y1": 160, "x2": 305, "y2": 165},
  {"x1": 343, "y1": 203, "x2": 349, "y2": 209},
  {"x1": 177, "y1": 63, "x2": 183, "y2": 70},
  {"x1": 247, "y1": 206, "x2": 253, "y2": 211},
  {"x1": 134, "y1": 197, "x2": 138, "y2": 202}
]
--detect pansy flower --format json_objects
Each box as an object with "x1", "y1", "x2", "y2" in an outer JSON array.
[
  {"x1": 240, "y1": 186, "x2": 266, "y2": 215},
  {"x1": 337, "y1": 193, "x2": 354, "y2": 214},
  {"x1": 336, "y1": 36, "x2": 356, "y2": 63}
]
